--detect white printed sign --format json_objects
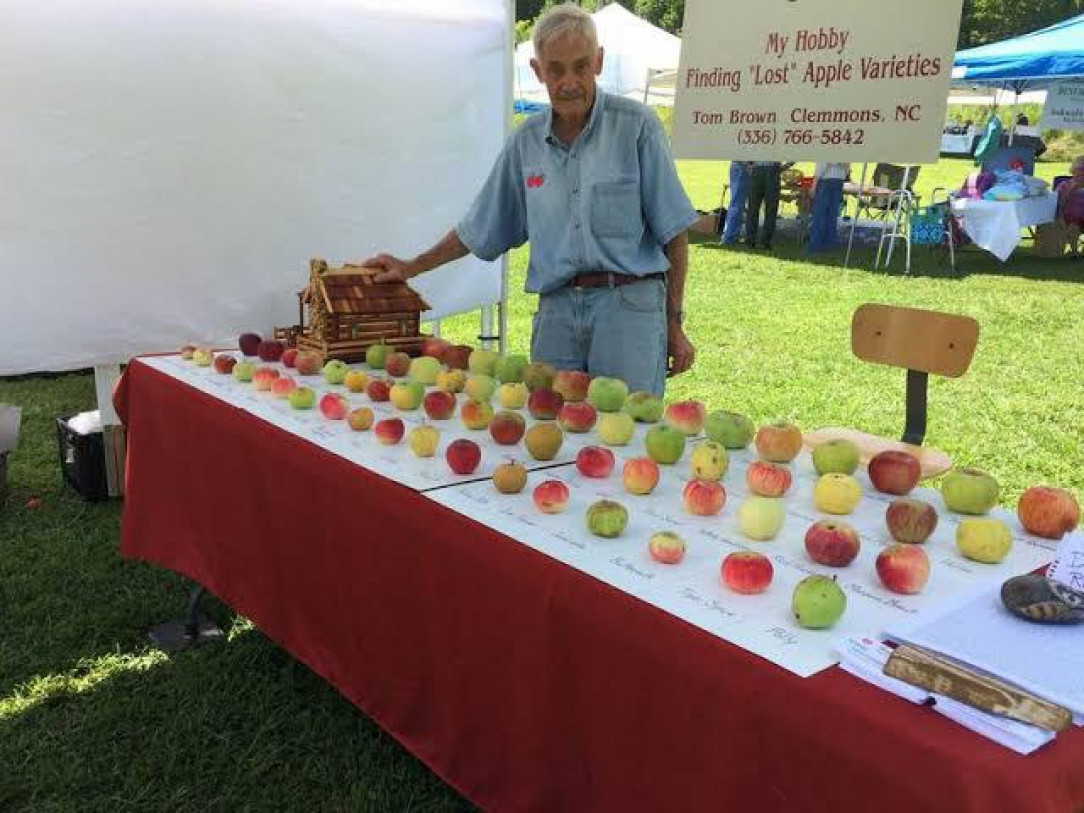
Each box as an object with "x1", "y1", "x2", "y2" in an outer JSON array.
[
  {"x1": 1047, "y1": 531, "x2": 1084, "y2": 593},
  {"x1": 1040, "y1": 82, "x2": 1084, "y2": 132}
]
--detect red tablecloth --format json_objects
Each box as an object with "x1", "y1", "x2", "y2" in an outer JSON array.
[{"x1": 117, "y1": 358, "x2": 1084, "y2": 813}]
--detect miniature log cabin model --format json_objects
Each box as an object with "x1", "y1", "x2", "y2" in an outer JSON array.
[{"x1": 276, "y1": 258, "x2": 429, "y2": 362}]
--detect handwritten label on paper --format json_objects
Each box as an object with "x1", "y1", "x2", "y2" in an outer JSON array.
[
  {"x1": 1047, "y1": 531, "x2": 1084, "y2": 593},
  {"x1": 767, "y1": 626, "x2": 799, "y2": 646},
  {"x1": 678, "y1": 586, "x2": 739, "y2": 622},
  {"x1": 609, "y1": 556, "x2": 656, "y2": 581},
  {"x1": 549, "y1": 529, "x2": 586, "y2": 551}
]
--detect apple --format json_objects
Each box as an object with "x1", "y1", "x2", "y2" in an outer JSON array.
[
  {"x1": 465, "y1": 374, "x2": 497, "y2": 403},
  {"x1": 941, "y1": 467, "x2": 1000, "y2": 515},
  {"x1": 389, "y1": 382, "x2": 425, "y2": 411},
  {"x1": 420, "y1": 336, "x2": 451, "y2": 360},
  {"x1": 446, "y1": 438, "x2": 481, "y2": 474},
  {"x1": 622, "y1": 457, "x2": 660, "y2": 495},
  {"x1": 366, "y1": 340, "x2": 391, "y2": 370},
  {"x1": 664, "y1": 400, "x2": 706, "y2": 436},
  {"x1": 722, "y1": 552, "x2": 774, "y2": 594},
  {"x1": 683, "y1": 480, "x2": 726, "y2": 516},
  {"x1": 468, "y1": 348, "x2": 499, "y2": 377},
  {"x1": 322, "y1": 359, "x2": 348, "y2": 385},
  {"x1": 460, "y1": 399, "x2": 494, "y2": 430},
  {"x1": 180, "y1": 344, "x2": 196, "y2": 360},
  {"x1": 489, "y1": 411, "x2": 526, "y2": 445},
  {"x1": 384, "y1": 352, "x2": 411, "y2": 378},
  {"x1": 319, "y1": 392, "x2": 350, "y2": 420},
  {"x1": 623, "y1": 391, "x2": 664, "y2": 423},
  {"x1": 596, "y1": 412, "x2": 636, "y2": 446},
  {"x1": 238, "y1": 332, "x2": 262, "y2": 356},
  {"x1": 524, "y1": 422, "x2": 563, "y2": 461},
  {"x1": 493, "y1": 460, "x2": 528, "y2": 494},
  {"x1": 689, "y1": 441, "x2": 728, "y2": 481},
  {"x1": 366, "y1": 378, "x2": 392, "y2": 402},
  {"x1": 232, "y1": 360, "x2": 256, "y2": 382},
  {"x1": 644, "y1": 424, "x2": 686, "y2": 465},
  {"x1": 443, "y1": 344, "x2": 473, "y2": 371},
  {"x1": 738, "y1": 496, "x2": 785, "y2": 541},
  {"x1": 553, "y1": 370, "x2": 590, "y2": 402},
  {"x1": 288, "y1": 386, "x2": 316, "y2": 410},
  {"x1": 885, "y1": 498, "x2": 938, "y2": 544},
  {"x1": 408, "y1": 356, "x2": 443, "y2": 386},
  {"x1": 213, "y1": 354, "x2": 237, "y2": 375},
  {"x1": 373, "y1": 417, "x2": 405, "y2": 445},
  {"x1": 956, "y1": 518, "x2": 1013, "y2": 564},
  {"x1": 1017, "y1": 486, "x2": 1080, "y2": 540},
  {"x1": 558, "y1": 402, "x2": 597, "y2": 433},
  {"x1": 813, "y1": 473, "x2": 862, "y2": 515},
  {"x1": 407, "y1": 424, "x2": 441, "y2": 457},
  {"x1": 811, "y1": 439, "x2": 861, "y2": 476},
  {"x1": 745, "y1": 460, "x2": 792, "y2": 498},
  {"x1": 533, "y1": 479, "x2": 570, "y2": 514},
  {"x1": 498, "y1": 382, "x2": 529, "y2": 410},
  {"x1": 528, "y1": 388, "x2": 564, "y2": 420},
  {"x1": 648, "y1": 531, "x2": 686, "y2": 564},
  {"x1": 868, "y1": 450, "x2": 921, "y2": 495},
  {"x1": 270, "y1": 377, "x2": 297, "y2": 398},
  {"x1": 587, "y1": 377, "x2": 629, "y2": 413},
  {"x1": 436, "y1": 369, "x2": 467, "y2": 393},
  {"x1": 524, "y1": 362, "x2": 557, "y2": 391},
  {"x1": 576, "y1": 446, "x2": 615, "y2": 478},
  {"x1": 281, "y1": 348, "x2": 299, "y2": 368},
  {"x1": 348, "y1": 406, "x2": 374, "y2": 431},
  {"x1": 252, "y1": 366, "x2": 281, "y2": 391},
  {"x1": 704, "y1": 410, "x2": 755, "y2": 449},
  {"x1": 876, "y1": 544, "x2": 930, "y2": 594},
  {"x1": 192, "y1": 347, "x2": 214, "y2": 367},
  {"x1": 804, "y1": 520, "x2": 860, "y2": 566},
  {"x1": 344, "y1": 370, "x2": 369, "y2": 393},
  {"x1": 755, "y1": 422, "x2": 803, "y2": 463},
  {"x1": 257, "y1": 340, "x2": 285, "y2": 363},
  {"x1": 792, "y1": 575, "x2": 847, "y2": 629},
  {"x1": 494, "y1": 354, "x2": 528, "y2": 384},
  {"x1": 586, "y1": 499, "x2": 628, "y2": 538},
  {"x1": 423, "y1": 390, "x2": 457, "y2": 421},
  {"x1": 295, "y1": 351, "x2": 324, "y2": 376}
]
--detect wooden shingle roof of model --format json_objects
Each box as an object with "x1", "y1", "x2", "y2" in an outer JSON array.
[{"x1": 311, "y1": 260, "x2": 429, "y2": 315}]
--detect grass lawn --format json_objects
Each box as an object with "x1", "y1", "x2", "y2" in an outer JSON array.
[{"x1": 2, "y1": 156, "x2": 1082, "y2": 812}]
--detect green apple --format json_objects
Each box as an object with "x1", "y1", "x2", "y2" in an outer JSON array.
[
  {"x1": 811, "y1": 438, "x2": 861, "y2": 475},
  {"x1": 941, "y1": 467, "x2": 1000, "y2": 515},
  {"x1": 792, "y1": 575, "x2": 847, "y2": 629},
  {"x1": 465, "y1": 374, "x2": 497, "y2": 402},
  {"x1": 498, "y1": 382, "x2": 529, "y2": 409},
  {"x1": 493, "y1": 354, "x2": 528, "y2": 384},
  {"x1": 738, "y1": 496, "x2": 786, "y2": 541},
  {"x1": 586, "y1": 499, "x2": 629, "y2": 538},
  {"x1": 704, "y1": 410, "x2": 755, "y2": 449},
  {"x1": 288, "y1": 386, "x2": 316, "y2": 410},
  {"x1": 323, "y1": 359, "x2": 348, "y2": 385},
  {"x1": 523, "y1": 361, "x2": 556, "y2": 391},
  {"x1": 408, "y1": 356, "x2": 442, "y2": 386},
  {"x1": 366, "y1": 341, "x2": 391, "y2": 370},
  {"x1": 587, "y1": 377, "x2": 629, "y2": 413},
  {"x1": 232, "y1": 360, "x2": 256, "y2": 382},
  {"x1": 644, "y1": 424, "x2": 686, "y2": 464},
  {"x1": 597, "y1": 411, "x2": 636, "y2": 446},
  {"x1": 468, "y1": 348, "x2": 499, "y2": 377},
  {"x1": 623, "y1": 391, "x2": 663, "y2": 423}
]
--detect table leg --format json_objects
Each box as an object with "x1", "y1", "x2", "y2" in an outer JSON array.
[{"x1": 148, "y1": 584, "x2": 224, "y2": 653}]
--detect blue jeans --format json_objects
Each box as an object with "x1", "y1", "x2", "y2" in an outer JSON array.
[
  {"x1": 808, "y1": 178, "x2": 844, "y2": 252},
  {"x1": 722, "y1": 162, "x2": 749, "y2": 244},
  {"x1": 531, "y1": 279, "x2": 668, "y2": 396}
]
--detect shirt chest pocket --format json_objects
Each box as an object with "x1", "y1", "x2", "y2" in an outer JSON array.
[{"x1": 591, "y1": 178, "x2": 642, "y2": 239}]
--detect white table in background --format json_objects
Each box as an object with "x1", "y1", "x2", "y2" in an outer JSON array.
[{"x1": 951, "y1": 193, "x2": 1058, "y2": 262}]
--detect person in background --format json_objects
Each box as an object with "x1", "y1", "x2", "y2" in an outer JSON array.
[
  {"x1": 807, "y1": 162, "x2": 850, "y2": 253},
  {"x1": 1057, "y1": 156, "x2": 1084, "y2": 256},
  {"x1": 720, "y1": 161, "x2": 751, "y2": 245},
  {"x1": 745, "y1": 161, "x2": 791, "y2": 250}
]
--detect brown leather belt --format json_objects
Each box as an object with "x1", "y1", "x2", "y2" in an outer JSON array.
[{"x1": 567, "y1": 271, "x2": 665, "y2": 289}]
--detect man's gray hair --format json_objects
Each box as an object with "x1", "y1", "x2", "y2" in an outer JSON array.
[{"x1": 532, "y1": 3, "x2": 598, "y2": 59}]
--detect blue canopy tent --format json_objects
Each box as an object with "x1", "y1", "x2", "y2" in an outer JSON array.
[{"x1": 953, "y1": 13, "x2": 1084, "y2": 91}]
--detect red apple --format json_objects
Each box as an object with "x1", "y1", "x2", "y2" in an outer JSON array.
[
  {"x1": 721, "y1": 551, "x2": 774, "y2": 594},
  {"x1": 295, "y1": 350, "x2": 324, "y2": 376},
  {"x1": 868, "y1": 450, "x2": 921, "y2": 495},
  {"x1": 745, "y1": 460, "x2": 792, "y2": 498},
  {"x1": 319, "y1": 392, "x2": 350, "y2": 420},
  {"x1": 804, "y1": 520, "x2": 861, "y2": 567},
  {"x1": 213, "y1": 354, "x2": 237, "y2": 375},
  {"x1": 489, "y1": 411, "x2": 526, "y2": 445},
  {"x1": 421, "y1": 336, "x2": 451, "y2": 360},
  {"x1": 576, "y1": 446, "x2": 615, "y2": 478},
  {"x1": 553, "y1": 370, "x2": 590, "y2": 403},
  {"x1": 238, "y1": 332, "x2": 262, "y2": 356},
  {"x1": 366, "y1": 378, "x2": 392, "y2": 402},
  {"x1": 257, "y1": 339, "x2": 285, "y2": 363},
  {"x1": 558, "y1": 401, "x2": 597, "y2": 433},
  {"x1": 527, "y1": 388, "x2": 564, "y2": 420},
  {"x1": 885, "y1": 498, "x2": 939, "y2": 544},
  {"x1": 664, "y1": 400, "x2": 706, "y2": 436},
  {"x1": 423, "y1": 390, "x2": 457, "y2": 421},
  {"x1": 270, "y1": 377, "x2": 297, "y2": 398},
  {"x1": 648, "y1": 531, "x2": 686, "y2": 564},
  {"x1": 281, "y1": 347, "x2": 299, "y2": 368},
  {"x1": 622, "y1": 457, "x2": 660, "y2": 495},
  {"x1": 1017, "y1": 486, "x2": 1080, "y2": 540},
  {"x1": 180, "y1": 344, "x2": 197, "y2": 360},
  {"x1": 876, "y1": 543, "x2": 930, "y2": 594},
  {"x1": 446, "y1": 438, "x2": 482, "y2": 475},
  {"x1": 532, "y1": 480, "x2": 570, "y2": 514},
  {"x1": 373, "y1": 418, "x2": 405, "y2": 445},
  {"x1": 385, "y1": 351, "x2": 411, "y2": 378},
  {"x1": 754, "y1": 422, "x2": 803, "y2": 463},
  {"x1": 443, "y1": 344, "x2": 473, "y2": 370},
  {"x1": 683, "y1": 479, "x2": 726, "y2": 516},
  {"x1": 347, "y1": 407, "x2": 374, "y2": 431},
  {"x1": 252, "y1": 366, "x2": 281, "y2": 391}
]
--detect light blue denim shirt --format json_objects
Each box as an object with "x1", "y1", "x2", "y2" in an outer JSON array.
[{"x1": 456, "y1": 92, "x2": 697, "y2": 294}]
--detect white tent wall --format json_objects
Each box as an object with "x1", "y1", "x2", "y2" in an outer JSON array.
[{"x1": 0, "y1": 0, "x2": 509, "y2": 376}]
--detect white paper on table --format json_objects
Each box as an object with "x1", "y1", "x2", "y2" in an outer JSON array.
[
  {"x1": 1047, "y1": 531, "x2": 1084, "y2": 594},
  {"x1": 0, "y1": 404, "x2": 22, "y2": 453}
]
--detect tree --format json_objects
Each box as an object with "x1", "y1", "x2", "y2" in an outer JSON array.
[{"x1": 958, "y1": 0, "x2": 1084, "y2": 48}]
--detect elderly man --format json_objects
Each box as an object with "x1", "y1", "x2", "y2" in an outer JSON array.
[{"x1": 365, "y1": 3, "x2": 697, "y2": 396}]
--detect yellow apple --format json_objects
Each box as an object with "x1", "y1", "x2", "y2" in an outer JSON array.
[
  {"x1": 596, "y1": 411, "x2": 636, "y2": 446},
  {"x1": 813, "y1": 473, "x2": 862, "y2": 515},
  {"x1": 498, "y1": 382, "x2": 529, "y2": 409},
  {"x1": 738, "y1": 496, "x2": 786, "y2": 541},
  {"x1": 956, "y1": 518, "x2": 1012, "y2": 564},
  {"x1": 689, "y1": 440, "x2": 728, "y2": 481},
  {"x1": 344, "y1": 370, "x2": 369, "y2": 393},
  {"x1": 436, "y1": 369, "x2": 466, "y2": 393}
]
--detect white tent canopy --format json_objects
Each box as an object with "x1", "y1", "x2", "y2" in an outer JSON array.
[{"x1": 515, "y1": 3, "x2": 681, "y2": 106}]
